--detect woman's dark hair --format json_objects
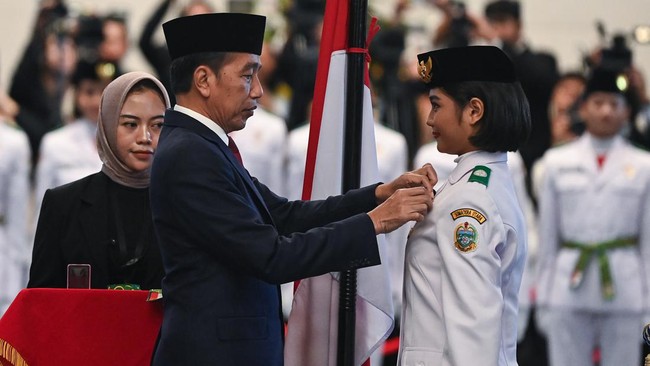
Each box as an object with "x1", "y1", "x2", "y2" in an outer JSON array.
[
  {"x1": 127, "y1": 79, "x2": 167, "y2": 106},
  {"x1": 169, "y1": 52, "x2": 233, "y2": 94},
  {"x1": 440, "y1": 80, "x2": 531, "y2": 152}
]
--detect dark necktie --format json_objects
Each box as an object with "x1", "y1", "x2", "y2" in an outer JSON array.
[{"x1": 227, "y1": 136, "x2": 244, "y2": 166}]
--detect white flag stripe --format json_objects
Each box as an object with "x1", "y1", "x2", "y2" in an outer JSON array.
[{"x1": 285, "y1": 49, "x2": 394, "y2": 366}]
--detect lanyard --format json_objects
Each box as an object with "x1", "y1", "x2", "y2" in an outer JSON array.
[{"x1": 110, "y1": 187, "x2": 151, "y2": 268}]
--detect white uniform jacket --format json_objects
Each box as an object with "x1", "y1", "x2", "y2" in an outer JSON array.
[
  {"x1": 229, "y1": 107, "x2": 288, "y2": 195},
  {"x1": 536, "y1": 133, "x2": 650, "y2": 312},
  {"x1": 415, "y1": 142, "x2": 538, "y2": 339},
  {"x1": 35, "y1": 119, "x2": 102, "y2": 211},
  {"x1": 399, "y1": 151, "x2": 527, "y2": 366},
  {"x1": 0, "y1": 122, "x2": 31, "y2": 312}
]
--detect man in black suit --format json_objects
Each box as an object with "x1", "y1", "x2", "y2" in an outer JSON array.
[{"x1": 150, "y1": 13, "x2": 436, "y2": 366}]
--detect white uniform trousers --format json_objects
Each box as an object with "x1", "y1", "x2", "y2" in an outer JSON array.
[{"x1": 547, "y1": 309, "x2": 642, "y2": 366}]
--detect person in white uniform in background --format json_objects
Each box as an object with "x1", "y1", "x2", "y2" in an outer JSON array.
[
  {"x1": 285, "y1": 122, "x2": 310, "y2": 201},
  {"x1": 414, "y1": 140, "x2": 538, "y2": 341},
  {"x1": 228, "y1": 106, "x2": 287, "y2": 195},
  {"x1": 34, "y1": 60, "x2": 116, "y2": 211},
  {"x1": 0, "y1": 115, "x2": 31, "y2": 315},
  {"x1": 398, "y1": 45, "x2": 531, "y2": 366},
  {"x1": 535, "y1": 67, "x2": 650, "y2": 366}
]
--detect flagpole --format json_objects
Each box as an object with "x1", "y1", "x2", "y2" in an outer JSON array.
[{"x1": 338, "y1": 0, "x2": 368, "y2": 365}]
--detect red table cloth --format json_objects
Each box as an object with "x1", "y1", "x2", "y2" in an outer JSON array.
[{"x1": 0, "y1": 289, "x2": 162, "y2": 366}]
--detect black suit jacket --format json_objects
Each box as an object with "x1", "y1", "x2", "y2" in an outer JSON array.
[
  {"x1": 28, "y1": 172, "x2": 164, "y2": 289},
  {"x1": 150, "y1": 109, "x2": 381, "y2": 366}
]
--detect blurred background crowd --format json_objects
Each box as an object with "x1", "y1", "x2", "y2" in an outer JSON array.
[{"x1": 2, "y1": 0, "x2": 650, "y2": 365}]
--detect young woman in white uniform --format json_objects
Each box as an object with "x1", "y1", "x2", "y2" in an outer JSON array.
[{"x1": 398, "y1": 46, "x2": 531, "y2": 366}]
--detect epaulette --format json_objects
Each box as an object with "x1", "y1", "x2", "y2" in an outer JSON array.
[{"x1": 468, "y1": 165, "x2": 491, "y2": 187}]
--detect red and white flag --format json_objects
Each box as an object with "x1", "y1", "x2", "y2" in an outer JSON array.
[{"x1": 284, "y1": 1, "x2": 393, "y2": 365}]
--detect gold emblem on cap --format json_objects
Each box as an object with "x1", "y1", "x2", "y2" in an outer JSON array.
[
  {"x1": 419, "y1": 56, "x2": 433, "y2": 83},
  {"x1": 96, "y1": 62, "x2": 116, "y2": 81},
  {"x1": 616, "y1": 73, "x2": 629, "y2": 92}
]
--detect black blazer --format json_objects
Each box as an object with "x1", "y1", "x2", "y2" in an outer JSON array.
[
  {"x1": 150, "y1": 110, "x2": 381, "y2": 366},
  {"x1": 28, "y1": 172, "x2": 164, "y2": 290}
]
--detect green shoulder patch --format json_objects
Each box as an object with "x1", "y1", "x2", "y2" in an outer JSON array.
[{"x1": 468, "y1": 165, "x2": 491, "y2": 187}]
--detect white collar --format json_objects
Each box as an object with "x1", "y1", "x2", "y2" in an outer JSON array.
[
  {"x1": 448, "y1": 150, "x2": 507, "y2": 184},
  {"x1": 582, "y1": 132, "x2": 621, "y2": 155},
  {"x1": 173, "y1": 104, "x2": 228, "y2": 145}
]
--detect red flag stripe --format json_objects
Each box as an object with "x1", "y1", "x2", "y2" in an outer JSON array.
[{"x1": 301, "y1": 0, "x2": 349, "y2": 201}]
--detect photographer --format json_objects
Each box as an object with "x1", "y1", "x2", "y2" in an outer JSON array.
[
  {"x1": 9, "y1": 0, "x2": 77, "y2": 169},
  {"x1": 431, "y1": 0, "x2": 495, "y2": 48}
]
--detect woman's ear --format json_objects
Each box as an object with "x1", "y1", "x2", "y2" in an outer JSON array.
[
  {"x1": 193, "y1": 66, "x2": 212, "y2": 98},
  {"x1": 466, "y1": 97, "x2": 484, "y2": 126}
]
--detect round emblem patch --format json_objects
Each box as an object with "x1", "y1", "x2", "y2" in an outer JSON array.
[{"x1": 454, "y1": 221, "x2": 478, "y2": 253}]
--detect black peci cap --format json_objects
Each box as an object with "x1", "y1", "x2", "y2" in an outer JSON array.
[
  {"x1": 163, "y1": 13, "x2": 266, "y2": 61},
  {"x1": 417, "y1": 46, "x2": 517, "y2": 87},
  {"x1": 584, "y1": 67, "x2": 628, "y2": 97},
  {"x1": 72, "y1": 60, "x2": 118, "y2": 86},
  {"x1": 484, "y1": 0, "x2": 520, "y2": 22}
]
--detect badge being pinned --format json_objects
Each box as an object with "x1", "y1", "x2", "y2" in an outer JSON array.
[{"x1": 454, "y1": 221, "x2": 478, "y2": 253}]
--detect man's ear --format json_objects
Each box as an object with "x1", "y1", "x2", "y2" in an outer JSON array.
[
  {"x1": 193, "y1": 66, "x2": 212, "y2": 98},
  {"x1": 467, "y1": 97, "x2": 484, "y2": 126}
]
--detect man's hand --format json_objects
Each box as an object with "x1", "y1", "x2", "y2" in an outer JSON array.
[
  {"x1": 368, "y1": 186, "x2": 433, "y2": 234},
  {"x1": 375, "y1": 163, "x2": 437, "y2": 204}
]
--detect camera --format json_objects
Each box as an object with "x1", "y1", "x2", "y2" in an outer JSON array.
[{"x1": 600, "y1": 34, "x2": 632, "y2": 72}]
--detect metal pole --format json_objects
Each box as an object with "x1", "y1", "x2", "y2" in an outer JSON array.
[{"x1": 337, "y1": 0, "x2": 368, "y2": 365}]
